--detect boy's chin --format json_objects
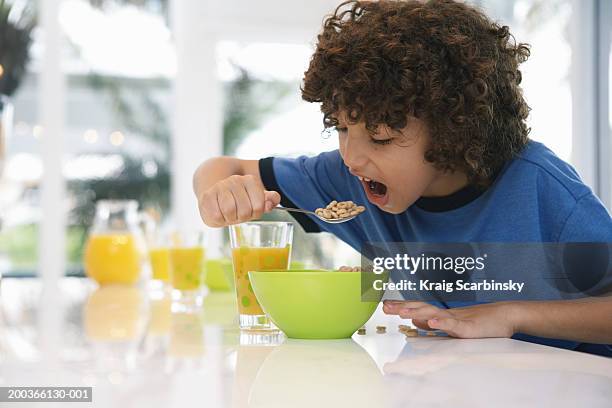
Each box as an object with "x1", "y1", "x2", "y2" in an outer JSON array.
[{"x1": 376, "y1": 200, "x2": 411, "y2": 214}]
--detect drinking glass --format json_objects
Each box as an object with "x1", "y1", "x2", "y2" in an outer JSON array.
[
  {"x1": 169, "y1": 231, "x2": 207, "y2": 311},
  {"x1": 229, "y1": 222, "x2": 293, "y2": 330}
]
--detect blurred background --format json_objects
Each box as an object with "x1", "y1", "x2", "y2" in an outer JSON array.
[{"x1": 0, "y1": 0, "x2": 610, "y2": 278}]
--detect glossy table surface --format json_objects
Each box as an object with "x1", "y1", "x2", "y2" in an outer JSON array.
[{"x1": 1, "y1": 278, "x2": 611, "y2": 408}]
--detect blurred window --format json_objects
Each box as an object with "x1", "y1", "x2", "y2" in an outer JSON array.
[
  {"x1": 0, "y1": 0, "x2": 174, "y2": 276},
  {"x1": 476, "y1": 0, "x2": 573, "y2": 160},
  {"x1": 61, "y1": 0, "x2": 173, "y2": 274}
]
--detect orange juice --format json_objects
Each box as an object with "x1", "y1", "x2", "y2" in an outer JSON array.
[
  {"x1": 169, "y1": 247, "x2": 205, "y2": 290},
  {"x1": 231, "y1": 246, "x2": 290, "y2": 315},
  {"x1": 149, "y1": 247, "x2": 170, "y2": 282},
  {"x1": 84, "y1": 234, "x2": 141, "y2": 285}
]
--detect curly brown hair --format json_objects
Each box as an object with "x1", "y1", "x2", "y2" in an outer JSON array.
[{"x1": 302, "y1": 0, "x2": 531, "y2": 185}]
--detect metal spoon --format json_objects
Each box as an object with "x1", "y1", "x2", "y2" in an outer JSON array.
[{"x1": 272, "y1": 205, "x2": 357, "y2": 224}]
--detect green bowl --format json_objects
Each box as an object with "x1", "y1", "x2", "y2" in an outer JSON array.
[
  {"x1": 248, "y1": 270, "x2": 383, "y2": 339},
  {"x1": 205, "y1": 259, "x2": 234, "y2": 291}
]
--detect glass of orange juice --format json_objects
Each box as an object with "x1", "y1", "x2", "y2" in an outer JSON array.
[
  {"x1": 150, "y1": 247, "x2": 170, "y2": 281},
  {"x1": 84, "y1": 200, "x2": 146, "y2": 285},
  {"x1": 169, "y1": 231, "x2": 206, "y2": 310},
  {"x1": 148, "y1": 231, "x2": 172, "y2": 290},
  {"x1": 229, "y1": 222, "x2": 293, "y2": 330}
]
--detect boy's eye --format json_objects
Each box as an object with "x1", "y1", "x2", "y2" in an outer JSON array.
[{"x1": 370, "y1": 137, "x2": 393, "y2": 145}]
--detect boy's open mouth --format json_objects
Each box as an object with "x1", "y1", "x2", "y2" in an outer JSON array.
[
  {"x1": 367, "y1": 179, "x2": 387, "y2": 196},
  {"x1": 358, "y1": 176, "x2": 389, "y2": 206}
]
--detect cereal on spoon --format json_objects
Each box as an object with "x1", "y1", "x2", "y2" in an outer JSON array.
[{"x1": 315, "y1": 200, "x2": 365, "y2": 221}]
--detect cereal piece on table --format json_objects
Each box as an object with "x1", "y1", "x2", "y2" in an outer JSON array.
[
  {"x1": 357, "y1": 327, "x2": 366, "y2": 335},
  {"x1": 376, "y1": 325, "x2": 386, "y2": 334},
  {"x1": 402, "y1": 324, "x2": 417, "y2": 336}
]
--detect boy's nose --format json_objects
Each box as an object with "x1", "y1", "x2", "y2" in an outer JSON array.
[{"x1": 341, "y1": 136, "x2": 368, "y2": 170}]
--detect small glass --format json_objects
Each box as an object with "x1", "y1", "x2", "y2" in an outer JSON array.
[
  {"x1": 169, "y1": 231, "x2": 207, "y2": 311},
  {"x1": 229, "y1": 222, "x2": 293, "y2": 330},
  {"x1": 147, "y1": 231, "x2": 172, "y2": 291}
]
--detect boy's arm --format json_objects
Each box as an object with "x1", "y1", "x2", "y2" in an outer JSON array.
[
  {"x1": 510, "y1": 298, "x2": 612, "y2": 344},
  {"x1": 193, "y1": 157, "x2": 258, "y2": 193},
  {"x1": 383, "y1": 298, "x2": 612, "y2": 344},
  {"x1": 192, "y1": 157, "x2": 280, "y2": 227}
]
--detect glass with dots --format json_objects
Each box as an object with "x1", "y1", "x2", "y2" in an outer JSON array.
[{"x1": 229, "y1": 222, "x2": 293, "y2": 330}]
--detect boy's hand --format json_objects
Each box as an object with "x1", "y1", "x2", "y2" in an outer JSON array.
[
  {"x1": 197, "y1": 174, "x2": 281, "y2": 227},
  {"x1": 383, "y1": 300, "x2": 517, "y2": 339}
]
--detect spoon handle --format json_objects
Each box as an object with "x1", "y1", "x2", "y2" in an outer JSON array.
[{"x1": 272, "y1": 206, "x2": 314, "y2": 215}]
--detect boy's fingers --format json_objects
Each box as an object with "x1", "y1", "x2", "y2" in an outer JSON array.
[
  {"x1": 218, "y1": 189, "x2": 238, "y2": 224},
  {"x1": 243, "y1": 177, "x2": 266, "y2": 219},
  {"x1": 229, "y1": 183, "x2": 253, "y2": 222},
  {"x1": 383, "y1": 300, "x2": 429, "y2": 310},
  {"x1": 383, "y1": 300, "x2": 432, "y2": 315},
  {"x1": 383, "y1": 302, "x2": 406, "y2": 315},
  {"x1": 381, "y1": 306, "x2": 434, "y2": 329},
  {"x1": 199, "y1": 190, "x2": 224, "y2": 227},
  {"x1": 412, "y1": 319, "x2": 433, "y2": 331},
  {"x1": 264, "y1": 190, "x2": 281, "y2": 212},
  {"x1": 398, "y1": 305, "x2": 441, "y2": 320}
]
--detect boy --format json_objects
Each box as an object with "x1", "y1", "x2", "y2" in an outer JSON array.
[{"x1": 193, "y1": 0, "x2": 612, "y2": 355}]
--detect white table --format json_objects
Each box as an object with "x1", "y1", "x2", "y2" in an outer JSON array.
[{"x1": 1, "y1": 278, "x2": 611, "y2": 408}]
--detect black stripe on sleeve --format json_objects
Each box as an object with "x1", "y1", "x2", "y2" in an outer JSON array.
[{"x1": 259, "y1": 157, "x2": 322, "y2": 233}]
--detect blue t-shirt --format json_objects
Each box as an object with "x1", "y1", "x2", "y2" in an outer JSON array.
[{"x1": 259, "y1": 141, "x2": 612, "y2": 356}]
